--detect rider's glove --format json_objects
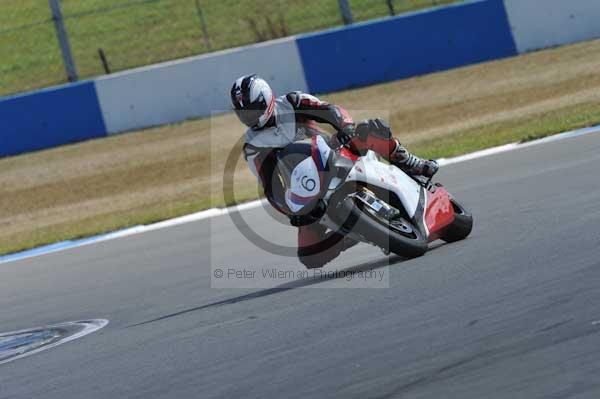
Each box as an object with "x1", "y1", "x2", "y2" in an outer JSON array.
[
  {"x1": 361, "y1": 118, "x2": 391, "y2": 138},
  {"x1": 336, "y1": 123, "x2": 358, "y2": 146},
  {"x1": 339, "y1": 118, "x2": 391, "y2": 146}
]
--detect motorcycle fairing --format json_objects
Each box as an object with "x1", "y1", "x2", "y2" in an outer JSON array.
[
  {"x1": 424, "y1": 187, "x2": 455, "y2": 239},
  {"x1": 285, "y1": 156, "x2": 321, "y2": 212},
  {"x1": 346, "y1": 150, "x2": 423, "y2": 219},
  {"x1": 284, "y1": 135, "x2": 332, "y2": 213},
  {"x1": 282, "y1": 141, "x2": 456, "y2": 241}
]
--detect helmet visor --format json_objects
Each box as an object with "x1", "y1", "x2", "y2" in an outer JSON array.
[
  {"x1": 234, "y1": 107, "x2": 264, "y2": 128},
  {"x1": 234, "y1": 94, "x2": 268, "y2": 128}
]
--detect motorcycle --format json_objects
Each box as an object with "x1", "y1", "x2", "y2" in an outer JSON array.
[{"x1": 272, "y1": 134, "x2": 473, "y2": 258}]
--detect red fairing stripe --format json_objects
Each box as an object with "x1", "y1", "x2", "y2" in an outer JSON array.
[
  {"x1": 425, "y1": 187, "x2": 455, "y2": 238},
  {"x1": 339, "y1": 146, "x2": 359, "y2": 162}
]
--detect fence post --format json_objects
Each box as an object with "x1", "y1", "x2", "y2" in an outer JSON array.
[
  {"x1": 98, "y1": 48, "x2": 111, "y2": 74},
  {"x1": 386, "y1": 0, "x2": 395, "y2": 16},
  {"x1": 194, "y1": 0, "x2": 212, "y2": 51},
  {"x1": 48, "y1": 0, "x2": 78, "y2": 82},
  {"x1": 337, "y1": 0, "x2": 353, "y2": 25}
]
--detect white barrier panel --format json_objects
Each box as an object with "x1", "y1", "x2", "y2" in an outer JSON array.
[
  {"x1": 504, "y1": 0, "x2": 600, "y2": 53},
  {"x1": 95, "y1": 37, "x2": 308, "y2": 134}
]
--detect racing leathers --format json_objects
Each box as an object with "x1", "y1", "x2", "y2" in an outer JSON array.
[{"x1": 243, "y1": 91, "x2": 437, "y2": 269}]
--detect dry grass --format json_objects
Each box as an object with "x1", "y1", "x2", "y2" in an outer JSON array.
[{"x1": 2, "y1": 38, "x2": 600, "y2": 255}]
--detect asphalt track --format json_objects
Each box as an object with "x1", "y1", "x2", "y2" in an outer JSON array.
[{"x1": 1, "y1": 131, "x2": 599, "y2": 399}]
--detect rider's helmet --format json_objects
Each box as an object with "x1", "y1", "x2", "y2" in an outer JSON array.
[{"x1": 230, "y1": 74, "x2": 275, "y2": 130}]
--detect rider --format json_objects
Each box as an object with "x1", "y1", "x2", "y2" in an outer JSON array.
[{"x1": 231, "y1": 74, "x2": 438, "y2": 269}]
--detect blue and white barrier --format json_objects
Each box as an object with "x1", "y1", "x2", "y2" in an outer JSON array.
[
  {"x1": 0, "y1": 82, "x2": 106, "y2": 157},
  {"x1": 296, "y1": 0, "x2": 516, "y2": 93},
  {"x1": 2, "y1": 0, "x2": 600, "y2": 157}
]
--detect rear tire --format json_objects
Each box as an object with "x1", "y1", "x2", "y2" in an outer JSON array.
[
  {"x1": 334, "y1": 197, "x2": 427, "y2": 258},
  {"x1": 441, "y1": 198, "x2": 473, "y2": 243}
]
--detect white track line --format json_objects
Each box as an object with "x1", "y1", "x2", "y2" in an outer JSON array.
[
  {"x1": 1, "y1": 125, "x2": 599, "y2": 265},
  {"x1": 0, "y1": 319, "x2": 109, "y2": 365}
]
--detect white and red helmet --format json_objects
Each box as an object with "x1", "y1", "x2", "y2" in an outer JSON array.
[{"x1": 230, "y1": 74, "x2": 275, "y2": 129}]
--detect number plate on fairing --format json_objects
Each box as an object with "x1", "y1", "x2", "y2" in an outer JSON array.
[{"x1": 285, "y1": 157, "x2": 321, "y2": 213}]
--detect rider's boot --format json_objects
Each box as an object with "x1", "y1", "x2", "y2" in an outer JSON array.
[{"x1": 390, "y1": 140, "x2": 439, "y2": 178}]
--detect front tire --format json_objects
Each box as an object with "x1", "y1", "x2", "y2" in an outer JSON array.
[
  {"x1": 441, "y1": 198, "x2": 473, "y2": 243},
  {"x1": 334, "y1": 197, "x2": 428, "y2": 258}
]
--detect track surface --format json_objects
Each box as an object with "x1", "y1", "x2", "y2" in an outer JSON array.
[{"x1": 1, "y1": 132, "x2": 599, "y2": 399}]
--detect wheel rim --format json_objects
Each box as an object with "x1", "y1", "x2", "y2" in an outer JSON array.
[{"x1": 389, "y1": 218, "x2": 414, "y2": 234}]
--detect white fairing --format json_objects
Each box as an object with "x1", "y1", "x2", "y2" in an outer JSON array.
[
  {"x1": 285, "y1": 157, "x2": 321, "y2": 213},
  {"x1": 346, "y1": 150, "x2": 422, "y2": 217}
]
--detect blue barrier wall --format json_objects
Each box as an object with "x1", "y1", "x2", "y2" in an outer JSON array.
[
  {"x1": 296, "y1": 0, "x2": 517, "y2": 93},
  {"x1": 0, "y1": 81, "x2": 106, "y2": 157}
]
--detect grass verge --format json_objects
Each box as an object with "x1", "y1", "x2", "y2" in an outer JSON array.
[
  {"x1": 0, "y1": 0, "x2": 460, "y2": 97},
  {"x1": 412, "y1": 102, "x2": 600, "y2": 159}
]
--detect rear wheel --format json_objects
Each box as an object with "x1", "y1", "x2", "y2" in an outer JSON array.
[
  {"x1": 333, "y1": 194, "x2": 428, "y2": 258},
  {"x1": 441, "y1": 198, "x2": 473, "y2": 243}
]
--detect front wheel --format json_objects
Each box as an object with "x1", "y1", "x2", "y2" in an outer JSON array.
[
  {"x1": 333, "y1": 195, "x2": 428, "y2": 258},
  {"x1": 441, "y1": 198, "x2": 473, "y2": 243}
]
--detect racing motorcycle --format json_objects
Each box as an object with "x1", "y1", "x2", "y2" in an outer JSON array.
[{"x1": 273, "y1": 134, "x2": 473, "y2": 258}]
